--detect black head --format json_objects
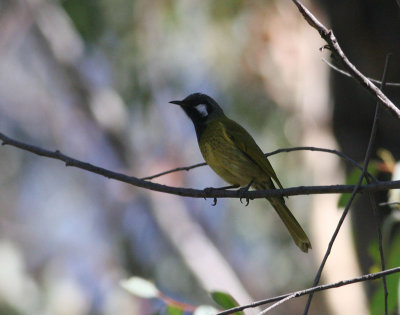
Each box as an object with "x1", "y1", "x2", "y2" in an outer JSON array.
[
  {"x1": 170, "y1": 93, "x2": 224, "y2": 140},
  {"x1": 170, "y1": 93, "x2": 224, "y2": 121}
]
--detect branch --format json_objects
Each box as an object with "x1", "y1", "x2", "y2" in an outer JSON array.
[
  {"x1": 365, "y1": 54, "x2": 393, "y2": 315},
  {"x1": 140, "y1": 162, "x2": 206, "y2": 180},
  {"x1": 322, "y1": 58, "x2": 400, "y2": 87},
  {"x1": 267, "y1": 147, "x2": 377, "y2": 181},
  {"x1": 291, "y1": 0, "x2": 400, "y2": 119},
  {"x1": 303, "y1": 53, "x2": 392, "y2": 314},
  {"x1": 143, "y1": 146, "x2": 377, "y2": 182},
  {"x1": 1, "y1": 132, "x2": 400, "y2": 200},
  {"x1": 217, "y1": 266, "x2": 400, "y2": 315}
]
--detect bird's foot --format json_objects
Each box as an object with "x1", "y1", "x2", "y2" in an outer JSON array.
[
  {"x1": 203, "y1": 185, "x2": 239, "y2": 206},
  {"x1": 203, "y1": 187, "x2": 218, "y2": 206},
  {"x1": 237, "y1": 180, "x2": 254, "y2": 206}
]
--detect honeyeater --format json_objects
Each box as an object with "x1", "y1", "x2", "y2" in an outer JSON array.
[{"x1": 170, "y1": 93, "x2": 311, "y2": 253}]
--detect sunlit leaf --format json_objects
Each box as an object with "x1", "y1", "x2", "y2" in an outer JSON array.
[
  {"x1": 165, "y1": 305, "x2": 183, "y2": 315},
  {"x1": 120, "y1": 276, "x2": 159, "y2": 298},
  {"x1": 210, "y1": 291, "x2": 243, "y2": 314},
  {"x1": 194, "y1": 305, "x2": 219, "y2": 315}
]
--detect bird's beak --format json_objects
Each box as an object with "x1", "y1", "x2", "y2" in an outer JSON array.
[{"x1": 169, "y1": 100, "x2": 184, "y2": 106}]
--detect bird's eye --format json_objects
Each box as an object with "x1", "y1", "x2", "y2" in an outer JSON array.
[{"x1": 195, "y1": 104, "x2": 208, "y2": 117}]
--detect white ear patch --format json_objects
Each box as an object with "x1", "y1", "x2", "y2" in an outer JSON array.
[{"x1": 195, "y1": 104, "x2": 208, "y2": 117}]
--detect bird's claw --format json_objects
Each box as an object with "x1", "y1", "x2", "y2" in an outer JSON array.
[
  {"x1": 203, "y1": 187, "x2": 218, "y2": 206},
  {"x1": 240, "y1": 196, "x2": 250, "y2": 206},
  {"x1": 237, "y1": 186, "x2": 252, "y2": 206}
]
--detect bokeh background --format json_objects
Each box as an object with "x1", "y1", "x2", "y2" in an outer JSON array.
[{"x1": 1, "y1": 0, "x2": 400, "y2": 314}]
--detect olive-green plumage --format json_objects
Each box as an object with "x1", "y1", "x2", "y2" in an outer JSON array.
[{"x1": 170, "y1": 93, "x2": 311, "y2": 253}]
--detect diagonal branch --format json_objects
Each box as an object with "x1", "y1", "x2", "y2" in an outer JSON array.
[
  {"x1": 303, "y1": 54, "x2": 392, "y2": 314},
  {"x1": 322, "y1": 58, "x2": 400, "y2": 87},
  {"x1": 291, "y1": 0, "x2": 400, "y2": 119},
  {"x1": 217, "y1": 266, "x2": 400, "y2": 315},
  {"x1": 364, "y1": 54, "x2": 393, "y2": 315}
]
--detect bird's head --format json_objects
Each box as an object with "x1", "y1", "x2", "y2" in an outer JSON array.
[{"x1": 169, "y1": 93, "x2": 224, "y2": 126}]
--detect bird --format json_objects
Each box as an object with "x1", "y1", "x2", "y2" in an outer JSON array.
[{"x1": 170, "y1": 93, "x2": 311, "y2": 253}]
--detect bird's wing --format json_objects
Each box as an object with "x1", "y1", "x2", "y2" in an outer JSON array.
[{"x1": 218, "y1": 118, "x2": 284, "y2": 190}]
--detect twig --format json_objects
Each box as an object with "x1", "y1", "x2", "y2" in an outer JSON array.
[
  {"x1": 368, "y1": 192, "x2": 388, "y2": 312},
  {"x1": 2, "y1": 132, "x2": 400, "y2": 199},
  {"x1": 265, "y1": 146, "x2": 377, "y2": 181},
  {"x1": 217, "y1": 266, "x2": 400, "y2": 315},
  {"x1": 322, "y1": 58, "x2": 400, "y2": 87},
  {"x1": 259, "y1": 294, "x2": 294, "y2": 314},
  {"x1": 140, "y1": 162, "x2": 206, "y2": 180},
  {"x1": 303, "y1": 54, "x2": 391, "y2": 314},
  {"x1": 303, "y1": 163, "x2": 366, "y2": 314},
  {"x1": 143, "y1": 146, "x2": 377, "y2": 182},
  {"x1": 379, "y1": 201, "x2": 400, "y2": 207},
  {"x1": 364, "y1": 54, "x2": 392, "y2": 315},
  {"x1": 291, "y1": 0, "x2": 400, "y2": 119}
]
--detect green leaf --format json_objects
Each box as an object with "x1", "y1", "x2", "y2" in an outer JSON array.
[
  {"x1": 194, "y1": 305, "x2": 219, "y2": 315},
  {"x1": 165, "y1": 305, "x2": 183, "y2": 315},
  {"x1": 210, "y1": 291, "x2": 243, "y2": 314},
  {"x1": 61, "y1": 0, "x2": 103, "y2": 41},
  {"x1": 337, "y1": 162, "x2": 379, "y2": 208},
  {"x1": 120, "y1": 276, "x2": 159, "y2": 298},
  {"x1": 369, "y1": 230, "x2": 400, "y2": 315}
]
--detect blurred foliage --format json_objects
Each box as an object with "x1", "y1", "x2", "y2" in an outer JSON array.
[
  {"x1": 164, "y1": 305, "x2": 183, "y2": 315},
  {"x1": 210, "y1": 291, "x2": 243, "y2": 314},
  {"x1": 61, "y1": 0, "x2": 104, "y2": 41},
  {"x1": 368, "y1": 151, "x2": 400, "y2": 314},
  {"x1": 120, "y1": 276, "x2": 159, "y2": 299},
  {"x1": 121, "y1": 276, "x2": 222, "y2": 314},
  {"x1": 337, "y1": 161, "x2": 380, "y2": 208},
  {"x1": 209, "y1": 0, "x2": 246, "y2": 20},
  {"x1": 369, "y1": 229, "x2": 400, "y2": 315},
  {"x1": 0, "y1": 303, "x2": 21, "y2": 315}
]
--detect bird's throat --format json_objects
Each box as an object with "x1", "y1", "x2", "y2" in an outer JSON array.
[{"x1": 181, "y1": 106, "x2": 207, "y2": 141}]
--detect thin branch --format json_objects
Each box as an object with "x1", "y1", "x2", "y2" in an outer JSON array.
[
  {"x1": 303, "y1": 160, "x2": 367, "y2": 314},
  {"x1": 291, "y1": 0, "x2": 400, "y2": 119},
  {"x1": 322, "y1": 58, "x2": 400, "y2": 87},
  {"x1": 303, "y1": 54, "x2": 391, "y2": 314},
  {"x1": 140, "y1": 162, "x2": 206, "y2": 180},
  {"x1": 379, "y1": 201, "x2": 400, "y2": 207},
  {"x1": 266, "y1": 146, "x2": 377, "y2": 181},
  {"x1": 259, "y1": 294, "x2": 293, "y2": 314},
  {"x1": 2, "y1": 132, "x2": 400, "y2": 200},
  {"x1": 365, "y1": 54, "x2": 393, "y2": 315},
  {"x1": 217, "y1": 266, "x2": 400, "y2": 315},
  {"x1": 368, "y1": 192, "x2": 388, "y2": 312},
  {"x1": 143, "y1": 146, "x2": 377, "y2": 182}
]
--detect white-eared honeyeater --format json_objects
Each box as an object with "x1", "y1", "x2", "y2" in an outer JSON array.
[{"x1": 170, "y1": 93, "x2": 311, "y2": 253}]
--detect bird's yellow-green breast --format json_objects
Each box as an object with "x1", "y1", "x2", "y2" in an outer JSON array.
[
  {"x1": 199, "y1": 117, "x2": 264, "y2": 187},
  {"x1": 199, "y1": 116, "x2": 283, "y2": 190}
]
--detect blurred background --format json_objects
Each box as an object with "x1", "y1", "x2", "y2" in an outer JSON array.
[{"x1": 0, "y1": 0, "x2": 400, "y2": 314}]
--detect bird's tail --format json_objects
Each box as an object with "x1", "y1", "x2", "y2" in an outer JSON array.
[{"x1": 255, "y1": 183, "x2": 312, "y2": 253}]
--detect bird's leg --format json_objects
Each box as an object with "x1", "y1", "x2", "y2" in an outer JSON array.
[
  {"x1": 203, "y1": 185, "x2": 240, "y2": 206},
  {"x1": 237, "y1": 179, "x2": 254, "y2": 206}
]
